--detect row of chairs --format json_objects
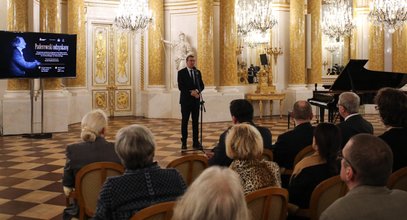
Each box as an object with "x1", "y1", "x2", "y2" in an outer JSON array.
[
  {"x1": 132, "y1": 175, "x2": 346, "y2": 220},
  {"x1": 67, "y1": 155, "x2": 407, "y2": 219}
]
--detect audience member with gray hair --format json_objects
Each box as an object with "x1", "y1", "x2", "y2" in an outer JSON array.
[
  {"x1": 172, "y1": 166, "x2": 250, "y2": 220},
  {"x1": 62, "y1": 109, "x2": 121, "y2": 195},
  {"x1": 374, "y1": 87, "x2": 407, "y2": 171},
  {"x1": 337, "y1": 92, "x2": 373, "y2": 148},
  {"x1": 227, "y1": 123, "x2": 281, "y2": 194},
  {"x1": 320, "y1": 134, "x2": 407, "y2": 220},
  {"x1": 93, "y1": 124, "x2": 186, "y2": 220}
]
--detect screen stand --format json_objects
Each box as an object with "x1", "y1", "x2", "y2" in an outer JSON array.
[{"x1": 22, "y1": 79, "x2": 52, "y2": 139}]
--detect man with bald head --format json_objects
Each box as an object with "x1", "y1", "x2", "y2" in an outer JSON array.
[
  {"x1": 321, "y1": 134, "x2": 407, "y2": 220},
  {"x1": 273, "y1": 100, "x2": 314, "y2": 170}
]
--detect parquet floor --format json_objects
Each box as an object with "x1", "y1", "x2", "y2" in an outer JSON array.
[{"x1": 0, "y1": 114, "x2": 385, "y2": 219}]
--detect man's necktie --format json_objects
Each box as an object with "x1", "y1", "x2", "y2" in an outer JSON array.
[{"x1": 190, "y1": 69, "x2": 195, "y2": 85}]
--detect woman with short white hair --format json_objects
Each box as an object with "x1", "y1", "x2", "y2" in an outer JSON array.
[{"x1": 173, "y1": 166, "x2": 250, "y2": 220}]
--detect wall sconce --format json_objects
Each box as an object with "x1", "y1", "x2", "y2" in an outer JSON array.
[{"x1": 266, "y1": 47, "x2": 283, "y2": 64}]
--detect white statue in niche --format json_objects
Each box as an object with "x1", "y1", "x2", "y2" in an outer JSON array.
[{"x1": 162, "y1": 32, "x2": 193, "y2": 71}]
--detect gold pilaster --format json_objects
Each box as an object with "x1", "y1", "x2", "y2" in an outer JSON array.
[
  {"x1": 197, "y1": 0, "x2": 214, "y2": 86},
  {"x1": 350, "y1": 0, "x2": 357, "y2": 59},
  {"x1": 343, "y1": 36, "x2": 350, "y2": 63},
  {"x1": 141, "y1": 35, "x2": 145, "y2": 90},
  {"x1": 392, "y1": 28, "x2": 407, "y2": 73},
  {"x1": 7, "y1": 0, "x2": 29, "y2": 90},
  {"x1": 148, "y1": 0, "x2": 164, "y2": 85},
  {"x1": 307, "y1": 0, "x2": 322, "y2": 84},
  {"x1": 40, "y1": 0, "x2": 62, "y2": 90},
  {"x1": 368, "y1": 25, "x2": 384, "y2": 71},
  {"x1": 66, "y1": 0, "x2": 86, "y2": 87},
  {"x1": 289, "y1": 0, "x2": 305, "y2": 84},
  {"x1": 220, "y1": 0, "x2": 238, "y2": 86}
]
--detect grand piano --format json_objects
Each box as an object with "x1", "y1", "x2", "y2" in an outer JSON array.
[{"x1": 308, "y1": 59, "x2": 407, "y2": 123}]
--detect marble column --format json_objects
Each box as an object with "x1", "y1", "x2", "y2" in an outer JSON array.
[
  {"x1": 40, "y1": 0, "x2": 62, "y2": 90},
  {"x1": 197, "y1": 0, "x2": 215, "y2": 86},
  {"x1": 148, "y1": 0, "x2": 164, "y2": 86},
  {"x1": 7, "y1": 0, "x2": 29, "y2": 90},
  {"x1": 368, "y1": 25, "x2": 384, "y2": 71},
  {"x1": 66, "y1": 0, "x2": 86, "y2": 87},
  {"x1": 289, "y1": 0, "x2": 305, "y2": 84},
  {"x1": 350, "y1": 0, "x2": 357, "y2": 59},
  {"x1": 219, "y1": 0, "x2": 238, "y2": 86},
  {"x1": 307, "y1": 0, "x2": 322, "y2": 85},
  {"x1": 392, "y1": 28, "x2": 407, "y2": 73}
]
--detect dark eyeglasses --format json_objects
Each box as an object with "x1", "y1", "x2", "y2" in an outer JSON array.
[{"x1": 337, "y1": 152, "x2": 356, "y2": 173}]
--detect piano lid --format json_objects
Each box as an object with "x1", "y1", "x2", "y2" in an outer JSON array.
[{"x1": 330, "y1": 59, "x2": 407, "y2": 91}]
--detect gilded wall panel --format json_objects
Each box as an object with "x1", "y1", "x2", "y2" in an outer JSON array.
[
  {"x1": 116, "y1": 32, "x2": 130, "y2": 85},
  {"x1": 115, "y1": 90, "x2": 131, "y2": 111},
  {"x1": 93, "y1": 90, "x2": 108, "y2": 111},
  {"x1": 93, "y1": 27, "x2": 108, "y2": 86}
]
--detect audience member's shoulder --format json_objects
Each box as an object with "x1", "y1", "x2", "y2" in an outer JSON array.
[{"x1": 390, "y1": 189, "x2": 407, "y2": 199}]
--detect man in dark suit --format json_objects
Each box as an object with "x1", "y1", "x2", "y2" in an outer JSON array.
[
  {"x1": 9, "y1": 36, "x2": 40, "y2": 76},
  {"x1": 207, "y1": 99, "x2": 272, "y2": 167},
  {"x1": 178, "y1": 54, "x2": 205, "y2": 149},
  {"x1": 337, "y1": 92, "x2": 373, "y2": 148},
  {"x1": 272, "y1": 100, "x2": 315, "y2": 170}
]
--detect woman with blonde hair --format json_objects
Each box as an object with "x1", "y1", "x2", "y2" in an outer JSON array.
[
  {"x1": 173, "y1": 166, "x2": 249, "y2": 220},
  {"x1": 226, "y1": 123, "x2": 281, "y2": 194},
  {"x1": 62, "y1": 109, "x2": 121, "y2": 195}
]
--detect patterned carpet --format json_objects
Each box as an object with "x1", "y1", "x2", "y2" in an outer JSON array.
[{"x1": 0, "y1": 114, "x2": 385, "y2": 219}]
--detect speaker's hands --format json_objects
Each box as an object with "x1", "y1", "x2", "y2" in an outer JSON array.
[{"x1": 190, "y1": 89, "x2": 200, "y2": 99}]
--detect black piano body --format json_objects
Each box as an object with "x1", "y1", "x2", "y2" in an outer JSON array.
[{"x1": 308, "y1": 59, "x2": 407, "y2": 123}]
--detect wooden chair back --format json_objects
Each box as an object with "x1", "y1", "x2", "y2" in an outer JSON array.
[
  {"x1": 262, "y1": 148, "x2": 274, "y2": 161},
  {"x1": 245, "y1": 187, "x2": 288, "y2": 220},
  {"x1": 293, "y1": 145, "x2": 315, "y2": 166},
  {"x1": 130, "y1": 201, "x2": 176, "y2": 220},
  {"x1": 308, "y1": 175, "x2": 348, "y2": 220},
  {"x1": 282, "y1": 145, "x2": 314, "y2": 175},
  {"x1": 166, "y1": 154, "x2": 208, "y2": 186},
  {"x1": 387, "y1": 167, "x2": 407, "y2": 192},
  {"x1": 75, "y1": 162, "x2": 124, "y2": 220}
]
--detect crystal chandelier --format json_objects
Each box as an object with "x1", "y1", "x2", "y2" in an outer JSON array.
[
  {"x1": 114, "y1": 0, "x2": 153, "y2": 32},
  {"x1": 368, "y1": 0, "x2": 407, "y2": 34},
  {"x1": 235, "y1": 0, "x2": 277, "y2": 37},
  {"x1": 321, "y1": 0, "x2": 355, "y2": 39}
]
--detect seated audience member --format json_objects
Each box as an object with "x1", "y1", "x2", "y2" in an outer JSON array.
[
  {"x1": 374, "y1": 87, "x2": 407, "y2": 171},
  {"x1": 93, "y1": 125, "x2": 186, "y2": 219},
  {"x1": 273, "y1": 100, "x2": 314, "y2": 170},
  {"x1": 208, "y1": 99, "x2": 272, "y2": 167},
  {"x1": 289, "y1": 123, "x2": 341, "y2": 209},
  {"x1": 62, "y1": 109, "x2": 121, "y2": 195},
  {"x1": 172, "y1": 166, "x2": 250, "y2": 220},
  {"x1": 226, "y1": 123, "x2": 281, "y2": 194},
  {"x1": 320, "y1": 134, "x2": 407, "y2": 220},
  {"x1": 336, "y1": 92, "x2": 373, "y2": 148}
]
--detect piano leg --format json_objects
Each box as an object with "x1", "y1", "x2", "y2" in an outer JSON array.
[{"x1": 319, "y1": 107, "x2": 325, "y2": 123}]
